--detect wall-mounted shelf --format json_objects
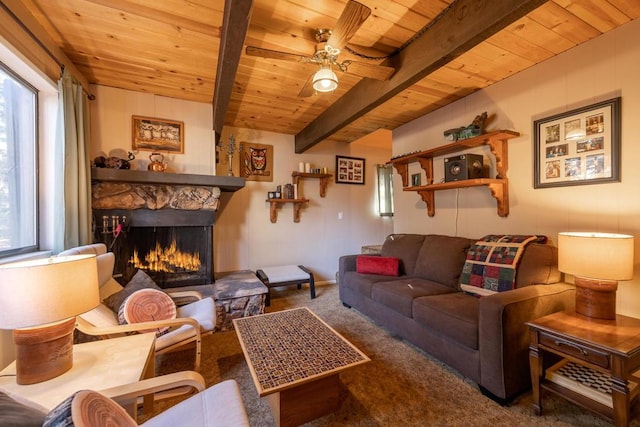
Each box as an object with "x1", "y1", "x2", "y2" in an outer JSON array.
[
  {"x1": 291, "y1": 172, "x2": 332, "y2": 197},
  {"x1": 266, "y1": 198, "x2": 309, "y2": 223},
  {"x1": 389, "y1": 130, "x2": 519, "y2": 217},
  {"x1": 404, "y1": 179, "x2": 508, "y2": 217}
]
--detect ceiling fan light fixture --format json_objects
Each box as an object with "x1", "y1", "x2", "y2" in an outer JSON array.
[{"x1": 312, "y1": 67, "x2": 338, "y2": 92}]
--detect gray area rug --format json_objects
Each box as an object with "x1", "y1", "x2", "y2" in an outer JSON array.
[{"x1": 152, "y1": 284, "x2": 626, "y2": 426}]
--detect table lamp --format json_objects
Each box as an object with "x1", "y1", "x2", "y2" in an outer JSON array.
[
  {"x1": 558, "y1": 232, "x2": 634, "y2": 320},
  {"x1": 0, "y1": 254, "x2": 99, "y2": 384}
]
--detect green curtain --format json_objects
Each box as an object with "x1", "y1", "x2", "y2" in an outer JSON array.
[{"x1": 55, "y1": 69, "x2": 92, "y2": 251}]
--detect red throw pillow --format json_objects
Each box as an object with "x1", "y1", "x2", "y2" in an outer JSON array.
[{"x1": 356, "y1": 256, "x2": 400, "y2": 276}]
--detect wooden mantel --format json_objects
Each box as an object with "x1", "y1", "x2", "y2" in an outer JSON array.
[{"x1": 91, "y1": 168, "x2": 245, "y2": 192}]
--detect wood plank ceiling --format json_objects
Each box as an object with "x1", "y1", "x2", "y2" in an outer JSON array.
[{"x1": 17, "y1": 0, "x2": 640, "y2": 152}]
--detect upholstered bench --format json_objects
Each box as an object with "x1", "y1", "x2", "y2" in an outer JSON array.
[{"x1": 256, "y1": 265, "x2": 315, "y2": 306}]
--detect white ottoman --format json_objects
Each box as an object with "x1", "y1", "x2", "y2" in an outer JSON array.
[{"x1": 256, "y1": 265, "x2": 315, "y2": 306}]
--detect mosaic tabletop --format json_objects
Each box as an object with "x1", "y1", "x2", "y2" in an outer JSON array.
[{"x1": 233, "y1": 307, "x2": 370, "y2": 396}]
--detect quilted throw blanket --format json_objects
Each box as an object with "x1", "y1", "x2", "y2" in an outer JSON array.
[{"x1": 459, "y1": 234, "x2": 547, "y2": 297}]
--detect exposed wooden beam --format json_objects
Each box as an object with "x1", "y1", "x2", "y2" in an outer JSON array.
[
  {"x1": 212, "y1": 0, "x2": 253, "y2": 139},
  {"x1": 294, "y1": 0, "x2": 548, "y2": 153}
]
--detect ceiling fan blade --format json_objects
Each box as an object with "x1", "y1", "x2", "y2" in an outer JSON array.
[
  {"x1": 298, "y1": 74, "x2": 315, "y2": 97},
  {"x1": 345, "y1": 43, "x2": 395, "y2": 59},
  {"x1": 245, "y1": 46, "x2": 309, "y2": 63},
  {"x1": 344, "y1": 61, "x2": 395, "y2": 80},
  {"x1": 327, "y1": 0, "x2": 371, "y2": 50}
]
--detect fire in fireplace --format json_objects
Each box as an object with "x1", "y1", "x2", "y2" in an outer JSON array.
[
  {"x1": 93, "y1": 209, "x2": 214, "y2": 289},
  {"x1": 131, "y1": 240, "x2": 202, "y2": 274}
]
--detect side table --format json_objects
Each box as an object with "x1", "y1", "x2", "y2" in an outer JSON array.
[
  {"x1": 527, "y1": 311, "x2": 640, "y2": 426},
  {"x1": 0, "y1": 333, "x2": 156, "y2": 418}
]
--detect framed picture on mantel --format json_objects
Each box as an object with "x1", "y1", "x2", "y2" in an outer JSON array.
[
  {"x1": 336, "y1": 155, "x2": 365, "y2": 185},
  {"x1": 533, "y1": 97, "x2": 621, "y2": 189},
  {"x1": 132, "y1": 115, "x2": 184, "y2": 154}
]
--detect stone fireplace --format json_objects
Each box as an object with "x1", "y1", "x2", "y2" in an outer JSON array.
[{"x1": 91, "y1": 168, "x2": 244, "y2": 288}]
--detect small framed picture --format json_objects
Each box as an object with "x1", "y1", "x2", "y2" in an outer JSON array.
[
  {"x1": 411, "y1": 173, "x2": 421, "y2": 187},
  {"x1": 335, "y1": 155, "x2": 365, "y2": 185}
]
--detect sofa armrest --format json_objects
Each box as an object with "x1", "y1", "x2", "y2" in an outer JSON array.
[
  {"x1": 478, "y1": 283, "x2": 575, "y2": 400},
  {"x1": 338, "y1": 254, "x2": 367, "y2": 285}
]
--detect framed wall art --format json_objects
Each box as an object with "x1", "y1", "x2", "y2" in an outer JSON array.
[
  {"x1": 533, "y1": 97, "x2": 621, "y2": 189},
  {"x1": 132, "y1": 115, "x2": 184, "y2": 153},
  {"x1": 336, "y1": 155, "x2": 365, "y2": 185},
  {"x1": 240, "y1": 142, "x2": 273, "y2": 182}
]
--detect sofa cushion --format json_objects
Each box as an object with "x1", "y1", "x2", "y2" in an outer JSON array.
[
  {"x1": 413, "y1": 293, "x2": 480, "y2": 349},
  {"x1": 103, "y1": 269, "x2": 162, "y2": 313},
  {"x1": 371, "y1": 278, "x2": 456, "y2": 317},
  {"x1": 380, "y1": 234, "x2": 426, "y2": 276},
  {"x1": 413, "y1": 235, "x2": 472, "y2": 288},
  {"x1": 356, "y1": 256, "x2": 400, "y2": 276},
  {"x1": 341, "y1": 271, "x2": 381, "y2": 298},
  {"x1": 515, "y1": 243, "x2": 561, "y2": 287}
]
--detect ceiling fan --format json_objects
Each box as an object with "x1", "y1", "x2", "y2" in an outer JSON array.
[{"x1": 245, "y1": 0, "x2": 395, "y2": 97}]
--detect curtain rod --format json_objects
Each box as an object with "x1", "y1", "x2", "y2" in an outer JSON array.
[{"x1": 1, "y1": 2, "x2": 63, "y2": 71}]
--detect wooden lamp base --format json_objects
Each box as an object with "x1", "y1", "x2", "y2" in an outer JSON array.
[
  {"x1": 574, "y1": 276, "x2": 618, "y2": 320},
  {"x1": 12, "y1": 317, "x2": 76, "y2": 385}
]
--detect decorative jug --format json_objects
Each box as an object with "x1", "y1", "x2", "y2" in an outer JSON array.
[{"x1": 148, "y1": 152, "x2": 167, "y2": 172}]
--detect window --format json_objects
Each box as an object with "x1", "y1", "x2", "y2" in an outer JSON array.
[
  {"x1": 376, "y1": 164, "x2": 394, "y2": 217},
  {"x1": 0, "y1": 62, "x2": 38, "y2": 257}
]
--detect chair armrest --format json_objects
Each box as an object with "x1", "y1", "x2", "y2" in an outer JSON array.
[
  {"x1": 166, "y1": 290, "x2": 203, "y2": 306},
  {"x1": 478, "y1": 283, "x2": 575, "y2": 399},
  {"x1": 101, "y1": 371, "x2": 206, "y2": 414},
  {"x1": 76, "y1": 315, "x2": 202, "y2": 338}
]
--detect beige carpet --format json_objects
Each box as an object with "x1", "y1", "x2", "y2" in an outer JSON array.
[{"x1": 152, "y1": 284, "x2": 629, "y2": 426}]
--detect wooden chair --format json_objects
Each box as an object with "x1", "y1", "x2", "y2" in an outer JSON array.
[
  {"x1": 60, "y1": 244, "x2": 215, "y2": 371},
  {"x1": 0, "y1": 372, "x2": 249, "y2": 426}
]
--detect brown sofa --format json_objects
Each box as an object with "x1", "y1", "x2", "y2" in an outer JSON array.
[{"x1": 338, "y1": 233, "x2": 575, "y2": 402}]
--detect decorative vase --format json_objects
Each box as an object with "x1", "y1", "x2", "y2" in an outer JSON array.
[{"x1": 227, "y1": 153, "x2": 234, "y2": 176}]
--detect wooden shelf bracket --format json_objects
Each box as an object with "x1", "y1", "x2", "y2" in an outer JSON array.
[
  {"x1": 291, "y1": 172, "x2": 332, "y2": 197},
  {"x1": 267, "y1": 199, "x2": 309, "y2": 223}
]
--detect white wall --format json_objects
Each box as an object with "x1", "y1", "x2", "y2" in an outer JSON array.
[
  {"x1": 89, "y1": 87, "x2": 393, "y2": 282},
  {"x1": 392, "y1": 18, "x2": 640, "y2": 317}
]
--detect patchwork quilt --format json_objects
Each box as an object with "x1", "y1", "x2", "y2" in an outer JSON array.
[{"x1": 459, "y1": 234, "x2": 547, "y2": 297}]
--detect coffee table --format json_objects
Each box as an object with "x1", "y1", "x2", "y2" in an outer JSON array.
[{"x1": 233, "y1": 307, "x2": 370, "y2": 426}]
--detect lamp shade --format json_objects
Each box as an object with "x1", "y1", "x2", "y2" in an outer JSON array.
[
  {"x1": 312, "y1": 67, "x2": 338, "y2": 92},
  {"x1": 0, "y1": 254, "x2": 100, "y2": 329},
  {"x1": 558, "y1": 232, "x2": 634, "y2": 281}
]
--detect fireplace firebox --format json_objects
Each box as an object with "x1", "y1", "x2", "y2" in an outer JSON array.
[{"x1": 94, "y1": 208, "x2": 214, "y2": 288}]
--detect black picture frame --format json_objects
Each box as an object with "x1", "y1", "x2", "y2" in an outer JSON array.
[
  {"x1": 533, "y1": 97, "x2": 621, "y2": 189},
  {"x1": 335, "y1": 155, "x2": 365, "y2": 185}
]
